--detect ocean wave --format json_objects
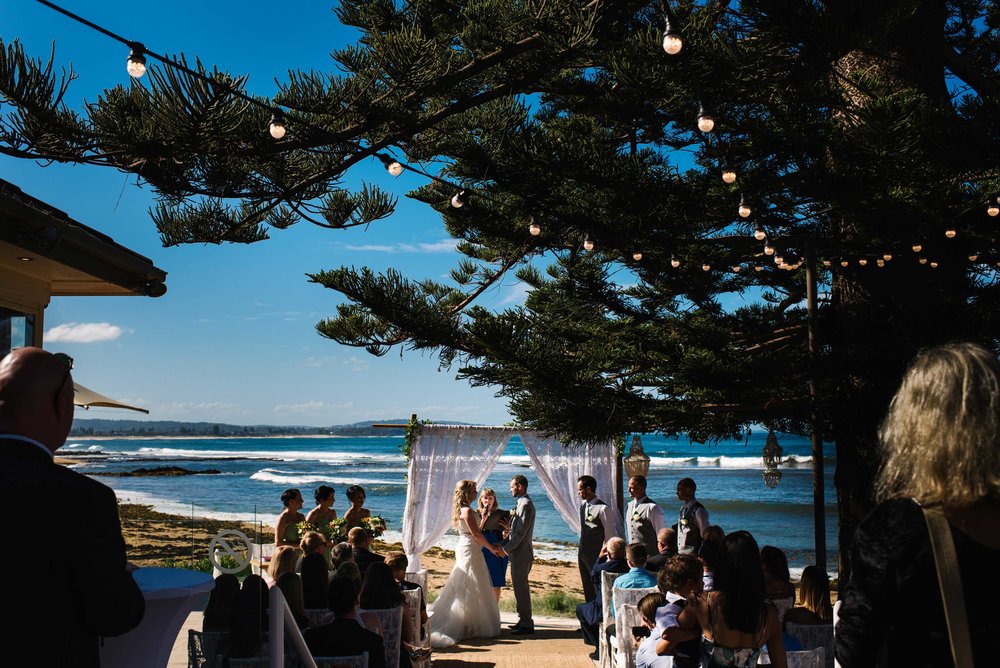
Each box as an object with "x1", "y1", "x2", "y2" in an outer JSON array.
[
  {"x1": 130, "y1": 447, "x2": 404, "y2": 464},
  {"x1": 646, "y1": 454, "x2": 815, "y2": 468},
  {"x1": 249, "y1": 469, "x2": 405, "y2": 487},
  {"x1": 64, "y1": 443, "x2": 105, "y2": 452}
]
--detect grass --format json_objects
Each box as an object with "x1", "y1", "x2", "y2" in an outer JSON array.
[{"x1": 426, "y1": 589, "x2": 581, "y2": 618}]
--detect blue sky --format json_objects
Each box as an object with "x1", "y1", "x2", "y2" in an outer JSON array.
[{"x1": 1, "y1": 1, "x2": 520, "y2": 426}]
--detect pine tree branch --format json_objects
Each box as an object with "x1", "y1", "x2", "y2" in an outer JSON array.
[{"x1": 942, "y1": 44, "x2": 1000, "y2": 102}]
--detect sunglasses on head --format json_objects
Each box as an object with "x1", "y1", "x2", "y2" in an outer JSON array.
[{"x1": 53, "y1": 353, "x2": 74, "y2": 370}]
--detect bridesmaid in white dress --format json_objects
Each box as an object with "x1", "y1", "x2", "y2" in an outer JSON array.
[{"x1": 429, "y1": 479, "x2": 503, "y2": 648}]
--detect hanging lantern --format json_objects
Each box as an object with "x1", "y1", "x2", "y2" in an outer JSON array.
[
  {"x1": 761, "y1": 429, "x2": 783, "y2": 489},
  {"x1": 623, "y1": 435, "x2": 651, "y2": 478}
]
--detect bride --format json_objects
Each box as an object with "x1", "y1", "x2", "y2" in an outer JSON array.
[{"x1": 429, "y1": 479, "x2": 502, "y2": 648}]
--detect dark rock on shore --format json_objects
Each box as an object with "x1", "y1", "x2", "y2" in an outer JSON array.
[{"x1": 99, "y1": 466, "x2": 222, "y2": 477}]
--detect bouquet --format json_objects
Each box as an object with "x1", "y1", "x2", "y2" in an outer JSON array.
[
  {"x1": 361, "y1": 515, "x2": 388, "y2": 540},
  {"x1": 325, "y1": 517, "x2": 349, "y2": 544},
  {"x1": 294, "y1": 520, "x2": 320, "y2": 540}
]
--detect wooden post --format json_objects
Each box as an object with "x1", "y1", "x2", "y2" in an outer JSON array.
[{"x1": 805, "y1": 246, "x2": 827, "y2": 572}]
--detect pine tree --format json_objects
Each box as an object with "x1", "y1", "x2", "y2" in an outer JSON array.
[{"x1": 2, "y1": 1, "x2": 1000, "y2": 572}]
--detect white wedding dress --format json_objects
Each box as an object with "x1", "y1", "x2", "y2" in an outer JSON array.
[{"x1": 429, "y1": 509, "x2": 501, "y2": 647}]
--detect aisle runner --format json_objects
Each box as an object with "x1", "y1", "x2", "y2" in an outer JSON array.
[{"x1": 431, "y1": 622, "x2": 595, "y2": 668}]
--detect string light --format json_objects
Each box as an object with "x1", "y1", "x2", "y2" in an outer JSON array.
[
  {"x1": 697, "y1": 103, "x2": 715, "y2": 133},
  {"x1": 377, "y1": 154, "x2": 403, "y2": 177},
  {"x1": 945, "y1": 228, "x2": 957, "y2": 238},
  {"x1": 722, "y1": 165, "x2": 737, "y2": 184},
  {"x1": 930, "y1": 261, "x2": 939, "y2": 268},
  {"x1": 702, "y1": 263, "x2": 711, "y2": 271},
  {"x1": 633, "y1": 251, "x2": 643, "y2": 261},
  {"x1": 738, "y1": 194, "x2": 751, "y2": 218},
  {"x1": 919, "y1": 257, "x2": 928, "y2": 265},
  {"x1": 126, "y1": 43, "x2": 147, "y2": 78},
  {"x1": 753, "y1": 226, "x2": 766, "y2": 241},
  {"x1": 451, "y1": 190, "x2": 468, "y2": 208},
  {"x1": 858, "y1": 258, "x2": 867, "y2": 266},
  {"x1": 912, "y1": 243, "x2": 922, "y2": 253},
  {"x1": 268, "y1": 110, "x2": 286, "y2": 139},
  {"x1": 661, "y1": 8, "x2": 683, "y2": 55},
  {"x1": 583, "y1": 237, "x2": 594, "y2": 251},
  {"x1": 671, "y1": 255, "x2": 681, "y2": 268},
  {"x1": 774, "y1": 254, "x2": 785, "y2": 265},
  {"x1": 877, "y1": 259, "x2": 885, "y2": 267},
  {"x1": 822, "y1": 260, "x2": 831, "y2": 267},
  {"x1": 732, "y1": 264, "x2": 742, "y2": 272},
  {"x1": 969, "y1": 254, "x2": 978, "y2": 262},
  {"x1": 840, "y1": 259, "x2": 849, "y2": 267},
  {"x1": 754, "y1": 264, "x2": 763, "y2": 272},
  {"x1": 764, "y1": 242, "x2": 775, "y2": 256},
  {"x1": 883, "y1": 253, "x2": 892, "y2": 261},
  {"x1": 528, "y1": 219, "x2": 541, "y2": 236},
  {"x1": 988, "y1": 203, "x2": 999, "y2": 217}
]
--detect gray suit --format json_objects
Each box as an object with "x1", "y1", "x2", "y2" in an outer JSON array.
[{"x1": 502, "y1": 493, "x2": 536, "y2": 630}]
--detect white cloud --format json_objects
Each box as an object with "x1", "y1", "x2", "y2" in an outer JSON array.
[
  {"x1": 274, "y1": 401, "x2": 353, "y2": 414},
  {"x1": 344, "y1": 356, "x2": 369, "y2": 373},
  {"x1": 501, "y1": 282, "x2": 532, "y2": 305},
  {"x1": 345, "y1": 239, "x2": 458, "y2": 254},
  {"x1": 45, "y1": 322, "x2": 130, "y2": 343},
  {"x1": 305, "y1": 356, "x2": 335, "y2": 368}
]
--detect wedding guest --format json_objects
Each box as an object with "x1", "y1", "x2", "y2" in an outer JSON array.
[
  {"x1": 386, "y1": 552, "x2": 428, "y2": 634},
  {"x1": 331, "y1": 541, "x2": 354, "y2": 569},
  {"x1": 266, "y1": 545, "x2": 299, "y2": 587},
  {"x1": 330, "y1": 561, "x2": 384, "y2": 636},
  {"x1": 645, "y1": 527, "x2": 678, "y2": 573},
  {"x1": 784, "y1": 565, "x2": 832, "y2": 625},
  {"x1": 300, "y1": 530, "x2": 328, "y2": 559},
  {"x1": 275, "y1": 487, "x2": 305, "y2": 548},
  {"x1": 653, "y1": 554, "x2": 702, "y2": 668},
  {"x1": 0, "y1": 348, "x2": 144, "y2": 666},
  {"x1": 361, "y1": 562, "x2": 414, "y2": 668},
  {"x1": 276, "y1": 571, "x2": 310, "y2": 629},
  {"x1": 761, "y1": 545, "x2": 796, "y2": 623},
  {"x1": 701, "y1": 524, "x2": 724, "y2": 544},
  {"x1": 675, "y1": 478, "x2": 709, "y2": 555},
  {"x1": 302, "y1": 550, "x2": 331, "y2": 609},
  {"x1": 577, "y1": 475, "x2": 618, "y2": 601},
  {"x1": 634, "y1": 592, "x2": 671, "y2": 668},
  {"x1": 203, "y1": 573, "x2": 240, "y2": 632},
  {"x1": 696, "y1": 539, "x2": 723, "y2": 592},
  {"x1": 478, "y1": 486, "x2": 511, "y2": 603},
  {"x1": 626, "y1": 476, "x2": 665, "y2": 559},
  {"x1": 612, "y1": 543, "x2": 658, "y2": 616},
  {"x1": 230, "y1": 574, "x2": 270, "y2": 658},
  {"x1": 576, "y1": 536, "x2": 629, "y2": 655},
  {"x1": 672, "y1": 531, "x2": 786, "y2": 668},
  {"x1": 837, "y1": 343, "x2": 1000, "y2": 667},
  {"x1": 304, "y1": 575, "x2": 386, "y2": 668},
  {"x1": 344, "y1": 485, "x2": 371, "y2": 529},
  {"x1": 350, "y1": 526, "x2": 383, "y2": 573}
]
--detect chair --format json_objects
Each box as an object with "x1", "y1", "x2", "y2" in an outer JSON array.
[
  {"x1": 612, "y1": 603, "x2": 646, "y2": 668},
  {"x1": 361, "y1": 606, "x2": 404, "y2": 668},
  {"x1": 250, "y1": 543, "x2": 276, "y2": 575},
  {"x1": 405, "y1": 569, "x2": 427, "y2": 593},
  {"x1": 188, "y1": 629, "x2": 228, "y2": 668},
  {"x1": 402, "y1": 588, "x2": 431, "y2": 668},
  {"x1": 608, "y1": 586, "x2": 657, "y2": 668},
  {"x1": 306, "y1": 608, "x2": 330, "y2": 628},
  {"x1": 785, "y1": 648, "x2": 825, "y2": 668},
  {"x1": 599, "y1": 571, "x2": 618, "y2": 668},
  {"x1": 315, "y1": 652, "x2": 369, "y2": 668},
  {"x1": 785, "y1": 623, "x2": 834, "y2": 668},
  {"x1": 832, "y1": 601, "x2": 842, "y2": 668}
]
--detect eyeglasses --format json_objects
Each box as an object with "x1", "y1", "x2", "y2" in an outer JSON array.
[{"x1": 53, "y1": 352, "x2": 74, "y2": 393}]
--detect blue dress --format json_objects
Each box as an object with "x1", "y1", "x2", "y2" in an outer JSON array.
[{"x1": 479, "y1": 508, "x2": 510, "y2": 587}]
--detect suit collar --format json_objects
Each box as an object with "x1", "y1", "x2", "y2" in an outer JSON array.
[{"x1": 0, "y1": 435, "x2": 55, "y2": 460}]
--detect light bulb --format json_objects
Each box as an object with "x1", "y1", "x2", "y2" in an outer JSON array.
[
  {"x1": 583, "y1": 238, "x2": 594, "y2": 251},
  {"x1": 754, "y1": 264, "x2": 763, "y2": 272},
  {"x1": 877, "y1": 259, "x2": 885, "y2": 267},
  {"x1": 883, "y1": 253, "x2": 892, "y2": 261},
  {"x1": 840, "y1": 260, "x2": 849, "y2": 267},
  {"x1": 529, "y1": 222, "x2": 541, "y2": 236},
  {"x1": 702, "y1": 263, "x2": 711, "y2": 271},
  {"x1": 969, "y1": 254, "x2": 978, "y2": 262},
  {"x1": 764, "y1": 243, "x2": 775, "y2": 256},
  {"x1": 912, "y1": 243, "x2": 922, "y2": 253},
  {"x1": 945, "y1": 228, "x2": 956, "y2": 238},
  {"x1": 387, "y1": 161, "x2": 403, "y2": 177},
  {"x1": 822, "y1": 260, "x2": 831, "y2": 267},
  {"x1": 269, "y1": 111, "x2": 286, "y2": 139},
  {"x1": 722, "y1": 168, "x2": 737, "y2": 184},
  {"x1": 633, "y1": 251, "x2": 643, "y2": 261},
  {"x1": 671, "y1": 256, "x2": 681, "y2": 268},
  {"x1": 919, "y1": 257, "x2": 928, "y2": 265},
  {"x1": 451, "y1": 190, "x2": 467, "y2": 208},
  {"x1": 775, "y1": 255, "x2": 784, "y2": 265},
  {"x1": 697, "y1": 112, "x2": 715, "y2": 133},
  {"x1": 732, "y1": 264, "x2": 741, "y2": 272},
  {"x1": 126, "y1": 45, "x2": 147, "y2": 78},
  {"x1": 738, "y1": 195, "x2": 751, "y2": 218},
  {"x1": 753, "y1": 227, "x2": 766, "y2": 241},
  {"x1": 859, "y1": 258, "x2": 867, "y2": 266},
  {"x1": 988, "y1": 204, "x2": 999, "y2": 217},
  {"x1": 662, "y1": 32, "x2": 683, "y2": 55},
  {"x1": 930, "y1": 261, "x2": 939, "y2": 268}
]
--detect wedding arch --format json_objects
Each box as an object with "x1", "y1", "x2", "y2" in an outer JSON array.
[{"x1": 400, "y1": 425, "x2": 624, "y2": 569}]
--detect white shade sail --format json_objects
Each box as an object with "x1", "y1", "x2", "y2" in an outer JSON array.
[{"x1": 73, "y1": 381, "x2": 149, "y2": 414}]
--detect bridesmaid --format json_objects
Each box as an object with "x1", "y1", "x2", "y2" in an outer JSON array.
[
  {"x1": 306, "y1": 485, "x2": 337, "y2": 567},
  {"x1": 343, "y1": 485, "x2": 371, "y2": 529},
  {"x1": 274, "y1": 488, "x2": 305, "y2": 548},
  {"x1": 477, "y1": 487, "x2": 510, "y2": 603}
]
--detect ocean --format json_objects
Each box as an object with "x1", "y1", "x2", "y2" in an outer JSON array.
[{"x1": 63, "y1": 431, "x2": 838, "y2": 575}]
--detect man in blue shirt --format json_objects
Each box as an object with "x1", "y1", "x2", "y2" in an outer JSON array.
[{"x1": 612, "y1": 543, "x2": 658, "y2": 616}]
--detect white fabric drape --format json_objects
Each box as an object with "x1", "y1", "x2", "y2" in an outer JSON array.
[
  {"x1": 517, "y1": 432, "x2": 623, "y2": 538},
  {"x1": 402, "y1": 426, "x2": 511, "y2": 570}
]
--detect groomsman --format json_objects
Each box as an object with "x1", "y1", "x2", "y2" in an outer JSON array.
[
  {"x1": 576, "y1": 475, "x2": 619, "y2": 602},
  {"x1": 675, "y1": 478, "x2": 709, "y2": 555},
  {"x1": 626, "y1": 475, "x2": 665, "y2": 559}
]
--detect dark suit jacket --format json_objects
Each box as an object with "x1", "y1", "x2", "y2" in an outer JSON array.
[
  {"x1": 304, "y1": 617, "x2": 386, "y2": 668},
  {"x1": 353, "y1": 546, "x2": 384, "y2": 573},
  {"x1": 645, "y1": 550, "x2": 676, "y2": 573},
  {"x1": 579, "y1": 555, "x2": 629, "y2": 626},
  {"x1": 0, "y1": 438, "x2": 144, "y2": 666}
]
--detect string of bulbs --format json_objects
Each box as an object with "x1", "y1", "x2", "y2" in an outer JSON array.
[{"x1": 29, "y1": 0, "x2": 1000, "y2": 277}]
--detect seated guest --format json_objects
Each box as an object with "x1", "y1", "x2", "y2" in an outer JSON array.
[
  {"x1": 386, "y1": 552, "x2": 428, "y2": 633},
  {"x1": 300, "y1": 530, "x2": 328, "y2": 559},
  {"x1": 645, "y1": 528, "x2": 678, "y2": 572},
  {"x1": 633, "y1": 592, "x2": 670, "y2": 668},
  {"x1": 761, "y1": 545, "x2": 796, "y2": 623},
  {"x1": 329, "y1": 562, "x2": 383, "y2": 635},
  {"x1": 331, "y1": 541, "x2": 354, "y2": 569},
  {"x1": 361, "y1": 562, "x2": 414, "y2": 668},
  {"x1": 612, "y1": 543, "x2": 658, "y2": 616},
  {"x1": 653, "y1": 555, "x2": 703, "y2": 668},
  {"x1": 696, "y1": 539, "x2": 724, "y2": 592},
  {"x1": 349, "y1": 526, "x2": 383, "y2": 573},
  {"x1": 277, "y1": 571, "x2": 310, "y2": 629},
  {"x1": 302, "y1": 550, "x2": 332, "y2": 609},
  {"x1": 576, "y1": 537, "x2": 629, "y2": 654},
  {"x1": 304, "y1": 575, "x2": 386, "y2": 668},
  {"x1": 203, "y1": 573, "x2": 240, "y2": 632},
  {"x1": 701, "y1": 525, "x2": 724, "y2": 544},
  {"x1": 230, "y1": 574, "x2": 270, "y2": 658},
  {"x1": 265, "y1": 545, "x2": 299, "y2": 587},
  {"x1": 784, "y1": 565, "x2": 833, "y2": 625}
]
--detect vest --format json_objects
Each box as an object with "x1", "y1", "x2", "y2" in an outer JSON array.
[
  {"x1": 580, "y1": 499, "x2": 606, "y2": 555},
  {"x1": 678, "y1": 500, "x2": 704, "y2": 554},
  {"x1": 629, "y1": 498, "x2": 659, "y2": 556}
]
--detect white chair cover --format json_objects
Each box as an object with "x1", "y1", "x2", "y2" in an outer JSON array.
[
  {"x1": 402, "y1": 588, "x2": 431, "y2": 668},
  {"x1": 361, "y1": 606, "x2": 403, "y2": 668},
  {"x1": 315, "y1": 652, "x2": 369, "y2": 668},
  {"x1": 785, "y1": 648, "x2": 825, "y2": 668},
  {"x1": 249, "y1": 543, "x2": 276, "y2": 576},
  {"x1": 785, "y1": 623, "x2": 834, "y2": 668},
  {"x1": 404, "y1": 569, "x2": 427, "y2": 593},
  {"x1": 609, "y1": 587, "x2": 657, "y2": 668},
  {"x1": 832, "y1": 601, "x2": 842, "y2": 668},
  {"x1": 613, "y1": 603, "x2": 645, "y2": 668},
  {"x1": 599, "y1": 571, "x2": 618, "y2": 668}
]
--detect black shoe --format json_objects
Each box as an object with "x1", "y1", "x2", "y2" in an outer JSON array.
[
  {"x1": 511, "y1": 627, "x2": 535, "y2": 635},
  {"x1": 508, "y1": 623, "x2": 522, "y2": 630},
  {"x1": 588, "y1": 650, "x2": 600, "y2": 660}
]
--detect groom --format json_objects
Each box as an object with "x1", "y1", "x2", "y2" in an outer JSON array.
[{"x1": 496, "y1": 474, "x2": 536, "y2": 635}]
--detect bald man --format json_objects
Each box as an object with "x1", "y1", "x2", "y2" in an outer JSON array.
[{"x1": 0, "y1": 348, "x2": 144, "y2": 666}]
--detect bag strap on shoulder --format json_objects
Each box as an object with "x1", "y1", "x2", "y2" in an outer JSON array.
[{"x1": 922, "y1": 505, "x2": 975, "y2": 668}]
